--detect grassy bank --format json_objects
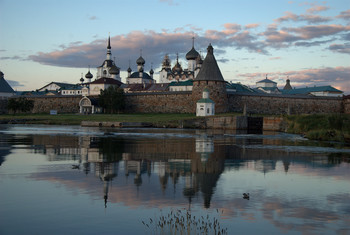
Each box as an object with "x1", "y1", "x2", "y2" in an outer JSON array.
[
  {"x1": 0, "y1": 113, "x2": 197, "y2": 126},
  {"x1": 286, "y1": 114, "x2": 350, "y2": 143}
]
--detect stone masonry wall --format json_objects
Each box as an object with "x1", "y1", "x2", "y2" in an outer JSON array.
[
  {"x1": 27, "y1": 96, "x2": 81, "y2": 113},
  {"x1": 125, "y1": 92, "x2": 195, "y2": 113},
  {"x1": 228, "y1": 93, "x2": 343, "y2": 115},
  {"x1": 344, "y1": 96, "x2": 350, "y2": 114}
]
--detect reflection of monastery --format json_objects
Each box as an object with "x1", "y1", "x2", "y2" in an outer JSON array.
[
  {"x1": 4, "y1": 35, "x2": 349, "y2": 115},
  {"x1": 26, "y1": 131, "x2": 341, "y2": 209}
]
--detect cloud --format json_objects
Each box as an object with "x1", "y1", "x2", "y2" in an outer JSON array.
[
  {"x1": 336, "y1": 9, "x2": 350, "y2": 21},
  {"x1": 159, "y1": 0, "x2": 178, "y2": 6},
  {"x1": 275, "y1": 11, "x2": 331, "y2": 24},
  {"x1": 25, "y1": 7, "x2": 350, "y2": 72},
  {"x1": 88, "y1": 15, "x2": 97, "y2": 20},
  {"x1": 262, "y1": 24, "x2": 350, "y2": 48},
  {"x1": 7, "y1": 80, "x2": 24, "y2": 88},
  {"x1": 328, "y1": 43, "x2": 350, "y2": 54},
  {"x1": 269, "y1": 57, "x2": 282, "y2": 60},
  {"x1": 245, "y1": 23, "x2": 260, "y2": 29},
  {"x1": 306, "y1": 5, "x2": 330, "y2": 14},
  {"x1": 0, "y1": 55, "x2": 26, "y2": 61}
]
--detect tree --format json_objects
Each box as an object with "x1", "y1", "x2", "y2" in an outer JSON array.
[
  {"x1": 99, "y1": 86, "x2": 125, "y2": 114},
  {"x1": 7, "y1": 97, "x2": 34, "y2": 114}
]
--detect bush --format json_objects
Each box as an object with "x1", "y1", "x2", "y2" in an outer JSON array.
[{"x1": 7, "y1": 97, "x2": 34, "y2": 114}]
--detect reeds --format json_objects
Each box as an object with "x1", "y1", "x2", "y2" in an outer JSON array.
[{"x1": 142, "y1": 208, "x2": 228, "y2": 235}]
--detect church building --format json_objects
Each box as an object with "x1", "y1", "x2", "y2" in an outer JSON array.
[
  {"x1": 159, "y1": 38, "x2": 203, "y2": 83},
  {"x1": 125, "y1": 53, "x2": 155, "y2": 85}
]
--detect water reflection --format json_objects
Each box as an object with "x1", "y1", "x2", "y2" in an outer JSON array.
[{"x1": 0, "y1": 125, "x2": 349, "y2": 234}]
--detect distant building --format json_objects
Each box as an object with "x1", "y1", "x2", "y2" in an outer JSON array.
[
  {"x1": 0, "y1": 71, "x2": 16, "y2": 98},
  {"x1": 88, "y1": 77, "x2": 123, "y2": 96},
  {"x1": 38, "y1": 82, "x2": 75, "y2": 92},
  {"x1": 61, "y1": 84, "x2": 83, "y2": 96},
  {"x1": 281, "y1": 79, "x2": 343, "y2": 97},
  {"x1": 255, "y1": 76, "x2": 280, "y2": 94},
  {"x1": 168, "y1": 80, "x2": 193, "y2": 92},
  {"x1": 282, "y1": 85, "x2": 343, "y2": 97},
  {"x1": 125, "y1": 54, "x2": 154, "y2": 85}
]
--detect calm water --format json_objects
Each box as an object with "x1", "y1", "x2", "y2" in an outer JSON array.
[{"x1": 0, "y1": 124, "x2": 350, "y2": 235}]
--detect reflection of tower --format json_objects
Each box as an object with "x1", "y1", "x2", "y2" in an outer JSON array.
[
  {"x1": 283, "y1": 160, "x2": 290, "y2": 173},
  {"x1": 158, "y1": 161, "x2": 169, "y2": 193},
  {"x1": 95, "y1": 162, "x2": 118, "y2": 208},
  {"x1": 123, "y1": 158, "x2": 148, "y2": 195},
  {"x1": 255, "y1": 160, "x2": 276, "y2": 175},
  {"x1": 183, "y1": 173, "x2": 198, "y2": 211},
  {"x1": 195, "y1": 135, "x2": 214, "y2": 162},
  {"x1": 192, "y1": 135, "x2": 224, "y2": 208}
]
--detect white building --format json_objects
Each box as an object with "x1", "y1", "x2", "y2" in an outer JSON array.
[
  {"x1": 196, "y1": 88, "x2": 215, "y2": 117},
  {"x1": 255, "y1": 76, "x2": 280, "y2": 94}
]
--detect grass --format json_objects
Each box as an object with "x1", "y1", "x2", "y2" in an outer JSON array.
[
  {"x1": 286, "y1": 114, "x2": 350, "y2": 143},
  {"x1": 0, "y1": 113, "x2": 197, "y2": 125},
  {"x1": 142, "y1": 208, "x2": 227, "y2": 235}
]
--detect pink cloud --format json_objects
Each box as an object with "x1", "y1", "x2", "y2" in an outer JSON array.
[
  {"x1": 306, "y1": 5, "x2": 330, "y2": 14},
  {"x1": 245, "y1": 23, "x2": 260, "y2": 29}
]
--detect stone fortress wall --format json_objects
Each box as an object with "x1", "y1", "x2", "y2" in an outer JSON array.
[
  {"x1": 27, "y1": 96, "x2": 81, "y2": 113},
  {"x1": 228, "y1": 92, "x2": 345, "y2": 115},
  {"x1": 19, "y1": 92, "x2": 349, "y2": 115}
]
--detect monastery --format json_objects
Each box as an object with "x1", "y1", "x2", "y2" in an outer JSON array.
[{"x1": 1, "y1": 36, "x2": 349, "y2": 115}]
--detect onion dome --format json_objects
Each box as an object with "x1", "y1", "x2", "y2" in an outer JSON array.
[
  {"x1": 136, "y1": 56, "x2": 145, "y2": 66},
  {"x1": 85, "y1": 70, "x2": 93, "y2": 79},
  {"x1": 80, "y1": 77, "x2": 84, "y2": 83},
  {"x1": 196, "y1": 54, "x2": 203, "y2": 64},
  {"x1": 109, "y1": 64, "x2": 120, "y2": 75},
  {"x1": 150, "y1": 68, "x2": 154, "y2": 75},
  {"x1": 186, "y1": 47, "x2": 199, "y2": 60},
  {"x1": 162, "y1": 54, "x2": 171, "y2": 67},
  {"x1": 172, "y1": 61, "x2": 182, "y2": 74},
  {"x1": 127, "y1": 67, "x2": 132, "y2": 73},
  {"x1": 172, "y1": 54, "x2": 182, "y2": 73}
]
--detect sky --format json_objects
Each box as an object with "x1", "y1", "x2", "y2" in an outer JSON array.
[{"x1": 0, "y1": 0, "x2": 349, "y2": 94}]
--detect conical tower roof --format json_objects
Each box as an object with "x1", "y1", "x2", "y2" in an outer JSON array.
[
  {"x1": 194, "y1": 44, "x2": 224, "y2": 82},
  {"x1": 0, "y1": 71, "x2": 15, "y2": 93}
]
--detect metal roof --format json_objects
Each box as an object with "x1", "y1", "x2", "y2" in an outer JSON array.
[
  {"x1": 282, "y1": 86, "x2": 343, "y2": 95},
  {"x1": 194, "y1": 44, "x2": 225, "y2": 82}
]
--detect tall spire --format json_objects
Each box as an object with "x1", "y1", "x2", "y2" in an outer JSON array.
[
  {"x1": 106, "y1": 33, "x2": 111, "y2": 60},
  {"x1": 107, "y1": 33, "x2": 111, "y2": 50}
]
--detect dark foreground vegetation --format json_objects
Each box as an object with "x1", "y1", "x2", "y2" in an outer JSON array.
[{"x1": 286, "y1": 114, "x2": 350, "y2": 143}]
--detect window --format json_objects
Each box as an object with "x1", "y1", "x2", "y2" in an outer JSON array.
[{"x1": 207, "y1": 108, "x2": 210, "y2": 114}]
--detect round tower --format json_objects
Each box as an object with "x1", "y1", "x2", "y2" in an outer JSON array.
[{"x1": 192, "y1": 44, "x2": 228, "y2": 113}]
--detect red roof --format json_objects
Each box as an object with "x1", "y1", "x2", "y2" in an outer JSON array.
[{"x1": 90, "y1": 77, "x2": 123, "y2": 86}]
